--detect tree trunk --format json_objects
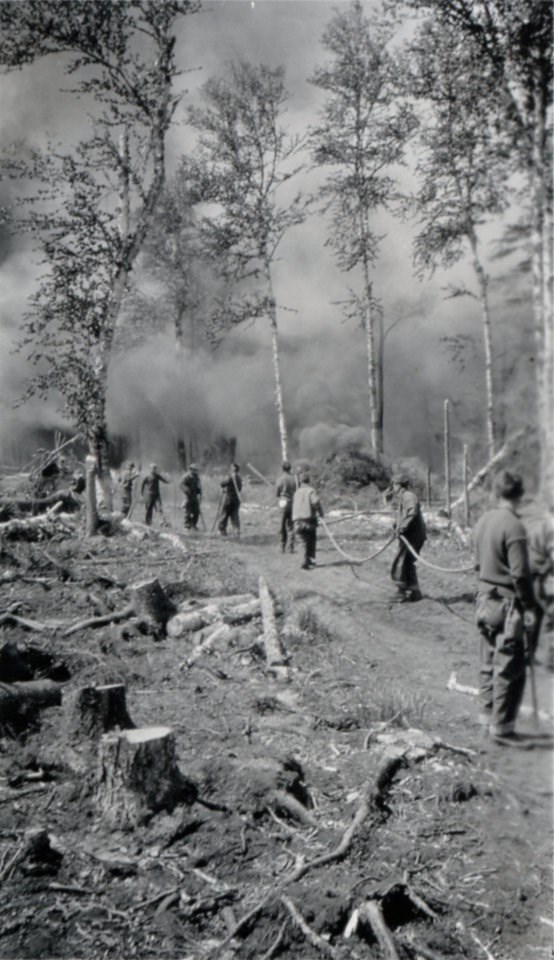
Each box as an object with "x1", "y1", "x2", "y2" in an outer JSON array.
[
  {"x1": 376, "y1": 307, "x2": 385, "y2": 451},
  {"x1": 258, "y1": 576, "x2": 288, "y2": 681},
  {"x1": 468, "y1": 229, "x2": 496, "y2": 459},
  {"x1": 85, "y1": 455, "x2": 100, "y2": 537},
  {"x1": 95, "y1": 726, "x2": 197, "y2": 828},
  {"x1": 362, "y1": 276, "x2": 381, "y2": 455},
  {"x1": 266, "y1": 269, "x2": 289, "y2": 463}
]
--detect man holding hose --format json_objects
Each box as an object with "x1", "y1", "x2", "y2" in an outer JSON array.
[{"x1": 390, "y1": 474, "x2": 427, "y2": 602}]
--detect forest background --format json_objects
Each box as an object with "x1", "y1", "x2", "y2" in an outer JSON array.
[{"x1": 0, "y1": 0, "x2": 550, "y2": 497}]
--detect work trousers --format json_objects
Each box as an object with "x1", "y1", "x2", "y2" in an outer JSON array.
[
  {"x1": 144, "y1": 496, "x2": 160, "y2": 526},
  {"x1": 477, "y1": 592, "x2": 526, "y2": 736},
  {"x1": 279, "y1": 502, "x2": 295, "y2": 551},
  {"x1": 391, "y1": 541, "x2": 421, "y2": 596},
  {"x1": 219, "y1": 503, "x2": 240, "y2": 535},
  {"x1": 184, "y1": 496, "x2": 200, "y2": 530},
  {"x1": 295, "y1": 520, "x2": 317, "y2": 567}
]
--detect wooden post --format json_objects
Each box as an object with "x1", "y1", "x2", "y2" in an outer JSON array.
[
  {"x1": 426, "y1": 467, "x2": 431, "y2": 508},
  {"x1": 463, "y1": 444, "x2": 470, "y2": 527},
  {"x1": 443, "y1": 400, "x2": 451, "y2": 519}
]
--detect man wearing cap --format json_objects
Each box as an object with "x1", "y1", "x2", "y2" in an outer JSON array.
[
  {"x1": 473, "y1": 470, "x2": 538, "y2": 745},
  {"x1": 141, "y1": 463, "x2": 170, "y2": 526},
  {"x1": 276, "y1": 461, "x2": 297, "y2": 553},
  {"x1": 218, "y1": 463, "x2": 242, "y2": 536},
  {"x1": 292, "y1": 472, "x2": 324, "y2": 570},
  {"x1": 180, "y1": 464, "x2": 203, "y2": 531},
  {"x1": 390, "y1": 474, "x2": 427, "y2": 601}
]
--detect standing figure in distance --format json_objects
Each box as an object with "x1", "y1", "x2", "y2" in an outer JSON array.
[
  {"x1": 292, "y1": 471, "x2": 324, "y2": 570},
  {"x1": 120, "y1": 462, "x2": 139, "y2": 518},
  {"x1": 141, "y1": 463, "x2": 170, "y2": 526},
  {"x1": 390, "y1": 474, "x2": 427, "y2": 602},
  {"x1": 218, "y1": 463, "x2": 242, "y2": 537},
  {"x1": 180, "y1": 463, "x2": 203, "y2": 531},
  {"x1": 276, "y1": 460, "x2": 297, "y2": 553},
  {"x1": 473, "y1": 470, "x2": 537, "y2": 745}
]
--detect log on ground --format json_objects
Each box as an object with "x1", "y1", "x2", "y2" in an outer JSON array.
[
  {"x1": 0, "y1": 680, "x2": 63, "y2": 728},
  {"x1": 258, "y1": 576, "x2": 289, "y2": 680}
]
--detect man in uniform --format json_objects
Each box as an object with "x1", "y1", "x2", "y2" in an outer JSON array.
[
  {"x1": 141, "y1": 463, "x2": 170, "y2": 526},
  {"x1": 120, "y1": 462, "x2": 139, "y2": 518},
  {"x1": 218, "y1": 463, "x2": 242, "y2": 536},
  {"x1": 276, "y1": 460, "x2": 297, "y2": 553},
  {"x1": 180, "y1": 463, "x2": 203, "y2": 531},
  {"x1": 390, "y1": 474, "x2": 427, "y2": 602},
  {"x1": 473, "y1": 470, "x2": 538, "y2": 745},
  {"x1": 292, "y1": 471, "x2": 324, "y2": 570}
]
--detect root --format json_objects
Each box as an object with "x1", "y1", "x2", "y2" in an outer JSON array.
[{"x1": 281, "y1": 895, "x2": 338, "y2": 959}]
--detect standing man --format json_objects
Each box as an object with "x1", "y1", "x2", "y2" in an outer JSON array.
[
  {"x1": 120, "y1": 462, "x2": 139, "y2": 518},
  {"x1": 518, "y1": 499, "x2": 554, "y2": 660},
  {"x1": 218, "y1": 463, "x2": 242, "y2": 537},
  {"x1": 390, "y1": 474, "x2": 427, "y2": 602},
  {"x1": 180, "y1": 463, "x2": 203, "y2": 531},
  {"x1": 473, "y1": 470, "x2": 537, "y2": 745},
  {"x1": 292, "y1": 471, "x2": 323, "y2": 570},
  {"x1": 141, "y1": 463, "x2": 170, "y2": 526},
  {"x1": 276, "y1": 460, "x2": 297, "y2": 553}
]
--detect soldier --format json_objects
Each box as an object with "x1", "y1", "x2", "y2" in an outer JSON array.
[
  {"x1": 120, "y1": 462, "x2": 139, "y2": 518},
  {"x1": 180, "y1": 463, "x2": 203, "y2": 530},
  {"x1": 390, "y1": 474, "x2": 427, "y2": 602},
  {"x1": 292, "y1": 471, "x2": 323, "y2": 570},
  {"x1": 141, "y1": 463, "x2": 169, "y2": 526},
  {"x1": 276, "y1": 460, "x2": 297, "y2": 553},
  {"x1": 473, "y1": 470, "x2": 538, "y2": 745},
  {"x1": 218, "y1": 463, "x2": 242, "y2": 536}
]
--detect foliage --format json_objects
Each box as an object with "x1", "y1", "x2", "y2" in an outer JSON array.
[
  {"x1": 0, "y1": 0, "x2": 198, "y2": 458},
  {"x1": 316, "y1": 447, "x2": 391, "y2": 492}
]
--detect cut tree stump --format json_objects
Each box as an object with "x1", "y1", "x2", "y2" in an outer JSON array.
[
  {"x1": 68, "y1": 684, "x2": 135, "y2": 740},
  {"x1": 258, "y1": 576, "x2": 289, "y2": 681},
  {"x1": 130, "y1": 578, "x2": 176, "y2": 634},
  {"x1": 95, "y1": 726, "x2": 197, "y2": 828}
]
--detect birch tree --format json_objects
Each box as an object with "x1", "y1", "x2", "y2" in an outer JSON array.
[
  {"x1": 0, "y1": 0, "x2": 198, "y2": 505},
  {"x1": 408, "y1": 21, "x2": 512, "y2": 460},
  {"x1": 187, "y1": 60, "x2": 306, "y2": 463},
  {"x1": 309, "y1": 0, "x2": 416, "y2": 455},
  {"x1": 405, "y1": 0, "x2": 553, "y2": 499}
]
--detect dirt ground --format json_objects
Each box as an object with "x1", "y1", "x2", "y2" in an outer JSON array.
[{"x1": 0, "y1": 489, "x2": 552, "y2": 960}]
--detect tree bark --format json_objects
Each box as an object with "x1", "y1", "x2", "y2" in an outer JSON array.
[
  {"x1": 68, "y1": 684, "x2": 135, "y2": 740},
  {"x1": 258, "y1": 576, "x2": 288, "y2": 681},
  {"x1": 468, "y1": 228, "x2": 496, "y2": 459},
  {"x1": 85, "y1": 455, "x2": 100, "y2": 537},
  {"x1": 267, "y1": 273, "x2": 289, "y2": 463},
  {"x1": 95, "y1": 726, "x2": 197, "y2": 828},
  {"x1": 129, "y1": 578, "x2": 176, "y2": 632}
]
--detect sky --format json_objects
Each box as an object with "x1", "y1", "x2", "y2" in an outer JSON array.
[{"x1": 0, "y1": 0, "x2": 535, "y2": 475}]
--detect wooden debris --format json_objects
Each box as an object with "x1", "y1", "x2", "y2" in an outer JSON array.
[
  {"x1": 281, "y1": 895, "x2": 338, "y2": 958},
  {"x1": 85, "y1": 455, "x2": 99, "y2": 537},
  {"x1": 0, "y1": 502, "x2": 76, "y2": 541},
  {"x1": 357, "y1": 900, "x2": 400, "y2": 960},
  {"x1": 258, "y1": 576, "x2": 288, "y2": 681},
  {"x1": 64, "y1": 604, "x2": 134, "y2": 637},
  {"x1": 183, "y1": 623, "x2": 233, "y2": 668},
  {"x1": 0, "y1": 490, "x2": 80, "y2": 517},
  {"x1": 167, "y1": 605, "x2": 221, "y2": 638},
  {"x1": 95, "y1": 725, "x2": 197, "y2": 828},
  {"x1": 222, "y1": 598, "x2": 262, "y2": 625}
]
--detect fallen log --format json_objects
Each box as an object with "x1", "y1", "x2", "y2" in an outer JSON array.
[
  {"x1": 95, "y1": 725, "x2": 197, "y2": 828},
  {"x1": 64, "y1": 604, "x2": 134, "y2": 637},
  {"x1": 222, "y1": 598, "x2": 261, "y2": 625},
  {"x1": 0, "y1": 680, "x2": 63, "y2": 726},
  {"x1": 0, "y1": 503, "x2": 76, "y2": 541},
  {"x1": 178, "y1": 593, "x2": 255, "y2": 612},
  {"x1": 0, "y1": 490, "x2": 80, "y2": 518},
  {"x1": 166, "y1": 605, "x2": 221, "y2": 638},
  {"x1": 258, "y1": 576, "x2": 288, "y2": 680},
  {"x1": 182, "y1": 623, "x2": 233, "y2": 667}
]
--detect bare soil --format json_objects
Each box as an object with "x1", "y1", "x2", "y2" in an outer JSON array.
[{"x1": 0, "y1": 495, "x2": 552, "y2": 960}]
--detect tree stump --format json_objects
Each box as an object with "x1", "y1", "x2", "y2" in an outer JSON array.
[
  {"x1": 95, "y1": 726, "x2": 197, "y2": 828},
  {"x1": 130, "y1": 578, "x2": 176, "y2": 634},
  {"x1": 85, "y1": 455, "x2": 99, "y2": 537},
  {"x1": 69, "y1": 684, "x2": 135, "y2": 740}
]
